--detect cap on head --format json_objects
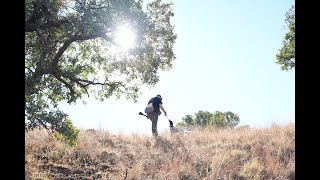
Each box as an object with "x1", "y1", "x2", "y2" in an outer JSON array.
[{"x1": 156, "y1": 94, "x2": 162, "y2": 99}]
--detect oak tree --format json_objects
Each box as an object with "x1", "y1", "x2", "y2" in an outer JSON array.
[{"x1": 25, "y1": 0, "x2": 176, "y2": 144}]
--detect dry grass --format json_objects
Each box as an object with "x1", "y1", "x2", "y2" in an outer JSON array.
[{"x1": 25, "y1": 123, "x2": 295, "y2": 180}]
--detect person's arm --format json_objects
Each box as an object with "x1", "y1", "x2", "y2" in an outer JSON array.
[{"x1": 159, "y1": 103, "x2": 167, "y2": 116}]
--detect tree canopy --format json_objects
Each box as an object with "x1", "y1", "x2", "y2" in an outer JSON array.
[
  {"x1": 276, "y1": 5, "x2": 295, "y2": 71},
  {"x1": 25, "y1": 0, "x2": 177, "y2": 144}
]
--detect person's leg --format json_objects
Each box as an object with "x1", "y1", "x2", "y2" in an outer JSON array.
[{"x1": 151, "y1": 112, "x2": 159, "y2": 137}]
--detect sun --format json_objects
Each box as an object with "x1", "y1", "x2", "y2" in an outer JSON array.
[{"x1": 114, "y1": 25, "x2": 136, "y2": 50}]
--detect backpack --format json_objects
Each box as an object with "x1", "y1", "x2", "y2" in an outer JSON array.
[{"x1": 144, "y1": 99, "x2": 155, "y2": 114}]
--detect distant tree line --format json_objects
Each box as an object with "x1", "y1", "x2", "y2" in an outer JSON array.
[{"x1": 176, "y1": 110, "x2": 240, "y2": 129}]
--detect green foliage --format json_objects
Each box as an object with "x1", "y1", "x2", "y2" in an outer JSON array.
[
  {"x1": 180, "y1": 110, "x2": 240, "y2": 128},
  {"x1": 225, "y1": 111, "x2": 240, "y2": 127},
  {"x1": 182, "y1": 115, "x2": 194, "y2": 126},
  {"x1": 25, "y1": 0, "x2": 176, "y2": 143},
  {"x1": 212, "y1": 111, "x2": 227, "y2": 127},
  {"x1": 276, "y1": 5, "x2": 295, "y2": 71},
  {"x1": 194, "y1": 111, "x2": 213, "y2": 127},
  {"x1": 53, "y1": 121, "x2": 80, "y2": 147},
  {"x1": 175, "y1": 121, "x2": 188, "y2": 129},
  {"x1": 25, "y1": 95, "x2": 80, "y2": 146}
]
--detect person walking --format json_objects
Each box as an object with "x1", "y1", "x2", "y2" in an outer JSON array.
[{"x1": 146, "y1": 94, "x2": 167, "y2": 137}]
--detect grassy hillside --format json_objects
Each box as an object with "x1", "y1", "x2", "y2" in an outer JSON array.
[{"x1": 25, "y1": 123, "x2": 295, "y2": 180}]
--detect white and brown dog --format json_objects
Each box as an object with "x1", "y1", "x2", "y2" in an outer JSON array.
[{"x1": 169, "y1": 119, "x2": 191, "y2": 135}]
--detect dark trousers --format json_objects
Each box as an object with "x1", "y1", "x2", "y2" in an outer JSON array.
[{"x1": 147, "y1": 112, "x2": 159, "y2": 137}]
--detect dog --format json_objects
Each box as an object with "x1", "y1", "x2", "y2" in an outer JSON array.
[
  {"x1": 139, "y1": 112, "x2": 191, "y2": 135},
  {"x1": 168, "y1": 119, "x2": 191, "y2": 135}
]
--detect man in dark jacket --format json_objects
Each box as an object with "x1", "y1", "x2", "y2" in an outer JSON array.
[{"x1": 146, "y1": 94, "x2": 167, "y2": 137}]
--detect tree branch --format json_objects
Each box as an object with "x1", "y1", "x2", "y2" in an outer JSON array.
[
  {"x1": 36, "y1": 28, "x2": 50, "y2": 54},
  {"x1": 26, "y1": 60, "x2": 46, "y2": 95},
  {"x1": 25, "y1": 66, "x2": 34, "y2": 73},
  {"x1": 59, "y1": 70, "x2": 126, "y2": 99},
  {"x1": 59, "y1": 71, "x2": 90, "y2": 98},
  {"x1": 26, "y1": 19, "x2": 69, "y2": 32},
  {"x1": 52, "y1": 74, "x2": 76, "y2": 103},
  {"x1": 28, "y1": 29, "x2": 119, "y2": 101},
  {"x1": 51, "y1": 32, "x2": 114, "y2": 75}
]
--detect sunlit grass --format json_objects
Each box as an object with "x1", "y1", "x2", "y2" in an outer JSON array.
[{"x1": 25, "y1": 123, "x2": 295, "y2": 179}]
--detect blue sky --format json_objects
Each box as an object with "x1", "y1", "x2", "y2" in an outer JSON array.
[{"x1": 59, "y1": 0, "x2": 295, "y2": 135}]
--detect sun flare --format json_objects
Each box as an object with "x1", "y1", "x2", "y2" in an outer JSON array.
[{"x1": 115, "y1": 25, "x2": 136, "y2": 50}]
